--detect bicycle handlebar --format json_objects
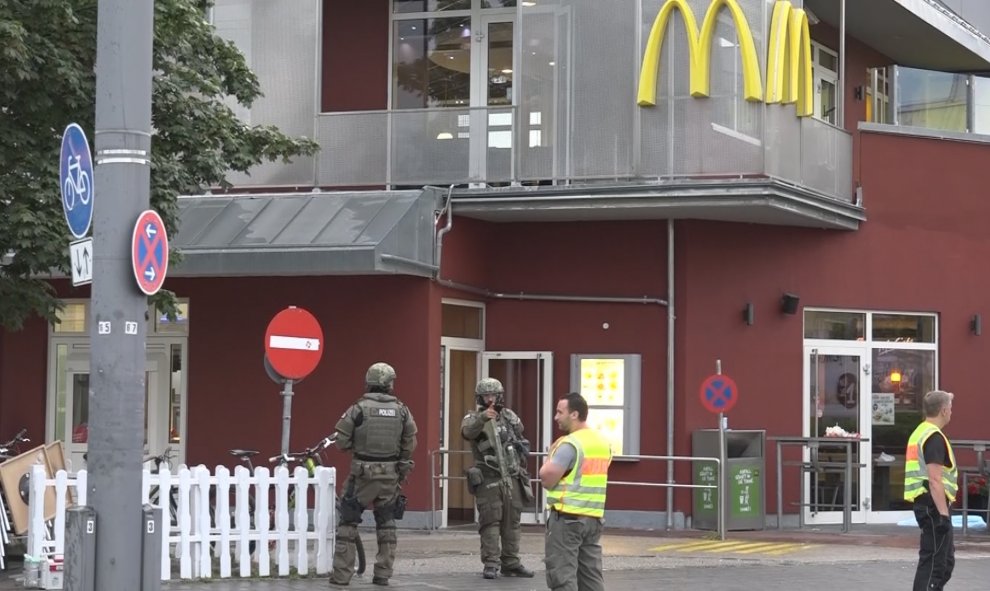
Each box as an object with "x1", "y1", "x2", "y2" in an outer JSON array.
[
  {"x1": 267, "y1": 434, "x2": 338, "y2": 466},
  {"x1": 1, "y1": 428, "x2": 29, "y2": 448},
  {"x1": 144, "y1": 446, "x2": 174, "y2": 468}
]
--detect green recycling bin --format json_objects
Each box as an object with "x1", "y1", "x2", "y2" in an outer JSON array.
[{"x1": 692, "y1": 429, "x2": 766, "y2": 531}]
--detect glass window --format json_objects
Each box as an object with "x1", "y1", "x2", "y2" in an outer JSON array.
[
  {"x1": 813, "y1": 43, "x2": 838, "y2": 125},
  {"x1": 483, "y1": 1, "x2": 516, "y2": 7},
  {"x1": 169, "y1": 344, "x2": 183, "y2": 444},
  {"x1": 54, "y1": 303, "x2": 86, "y2": 333},
  {"x1": 54, "y1": 345, "x2": 68, "y2": 440},
  {"x1": 441, "y1": 303, "x2": 483, "y2": 339},
  {"x1": 393, "y1": 17, "x2": 472, "y2": 108},
  {"x1": 70, "y1": 373, "x2": 90, "y2": 443},
  {"x1": 804, "y1": 311, "x2": 866, "y2": 340},
  {"x1": 871, "y1": 348, "x2": 935, "y2": 413},
  {"x1": 896, "y1": 67, "x2": 968, "y2": 132},
  {"x1": 872, "y1": 314, "x2": 936, "y2": 343},
  {"x1": 393, "y1": 0, "x2": 470, "y2": 13},
  {"x1": 156, "y1": 302, "x2": 190, "y2": 334}
]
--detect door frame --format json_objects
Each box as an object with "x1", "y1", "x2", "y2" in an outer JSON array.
[
  {"x1": 481, "y1": 350, "x2": 553, "y2": 524},
  {"x1": 440, "y1": 337, "x2": 484, "y2": 529},
  {"x1": 60, "y1": 352, "x2": 170, "y2": 471},
  {"x1": 802, "y1": 344, "x2": 869, "y2": 525},
  {"x1": 469, "y1": 12, "x2": 516, "y2": 182}
]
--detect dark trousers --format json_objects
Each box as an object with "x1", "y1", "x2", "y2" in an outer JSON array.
[{"x1": 913, "y1": 493, "x2": 955, "y2": 590}]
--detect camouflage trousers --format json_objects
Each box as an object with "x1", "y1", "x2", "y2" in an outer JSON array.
[
  {"x1": 475, "y1": 476, "x2": 526, "y2": 569},
  {"x1": 330, "y1": 469, "x2": 400, "y2": 585}
]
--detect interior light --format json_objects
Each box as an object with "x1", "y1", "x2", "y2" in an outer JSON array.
[
  {"x1": 501, "y1": 68, "x2": 513, "y2": 74},
  {"x1": 890, "y1": 370, "x2": 902, "y2": 383},
  {"x1": 436, "y1": 132, "x2": 453, "y2": 140},
  {"x1": 548, "y1": 61, "x2": 555, "y2": 66},
  {"x1": 522, "y1": 0, "x2": 537, "y2": 5}
]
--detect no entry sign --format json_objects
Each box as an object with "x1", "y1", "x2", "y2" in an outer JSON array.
[
  {"x1": 264, "y1": 307, "x2": 324, "y2": 380},
  {"x1": 699, "y1": 374, "x2": 738, "y2": 414}
]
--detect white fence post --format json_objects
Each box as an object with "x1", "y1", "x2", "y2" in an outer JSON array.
[
  {"x1": 275, "y1": 466, "x2": 290, "y2": 576},
  {"x1": 234, "y1": 465, "x2": 252, "y2": 577},
  {"x1": 293, "y1": 465, "x2": 309, "y2": 574},
  {"x1": 216, "y1": 465, "x2": 231, "y2": 578},
  {"x1": 255, "y1": 467, "x2": 271, "y2": 577},
  {"x1": 158, "y1": 466, "x2": 172, "y2": 581},
  {"x1": 27, "y1": 464, "x2": 47, "y2": 559},
  {"x1": 194, "y1": 465, "x2": 213, "y2": 578},
  {"x1": 314, "y1": 467, "x2": 335, "y2": 574},
  {"x1": 177, "y1": 467, "x2": 192, "y2": 579}
]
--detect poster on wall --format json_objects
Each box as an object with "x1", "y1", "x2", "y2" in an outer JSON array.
[
  {"x1": 580, "y1": 358, "x2": 625, "y2": 406},
  {"x1": 872, "y1": 392, "x2": 896, "y2": 425}
]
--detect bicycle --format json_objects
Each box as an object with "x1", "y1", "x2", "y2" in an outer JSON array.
[
  {"x1": 145, "y1": 446, "x2": 179, "y2": 526},
  {"x1": 0, "y1": 428, "x2": 30, "y2": 461},
  {"x1": 230, "y1": 434, "x2": 366, "y2": 575},
  {"x1": 62, "y1": 154, "x2": 91, "y2": 212}
]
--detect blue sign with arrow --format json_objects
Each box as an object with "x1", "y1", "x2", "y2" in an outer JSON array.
[{"x1": 59, "y1": 123, "x2": 95, "y2": 239}]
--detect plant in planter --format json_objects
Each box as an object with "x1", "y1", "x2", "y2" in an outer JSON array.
[{"x1": 965, "y1": 474, "x2": 989, "y2": 523}]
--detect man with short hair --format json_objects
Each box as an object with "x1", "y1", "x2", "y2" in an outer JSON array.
[
  {"x1": 330, "y1": 362, "x2": 417, "y2": 587},
  {"x1": 904, "y1": 390, "x2": 957, "y2": 590},
  {"x1": 540, "y1": 392, "x2": 612, "y2": 591}
]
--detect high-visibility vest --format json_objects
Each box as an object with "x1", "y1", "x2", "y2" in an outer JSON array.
[
  {"x1": 546, "y1": 428, "x2": 612, "y2": 518},
  {"x1": 904, "y1": 421, "x2": 958, "y2": 502}
]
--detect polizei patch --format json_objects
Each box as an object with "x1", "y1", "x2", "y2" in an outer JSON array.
[{"x1": 375, "y1": 408, "x2": 398, "y2": 417}]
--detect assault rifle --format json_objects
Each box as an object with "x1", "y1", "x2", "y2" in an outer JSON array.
[{"x1": 484, "y1": 410, "x2": 514, "y2": 500}]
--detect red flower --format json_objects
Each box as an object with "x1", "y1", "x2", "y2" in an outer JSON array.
[{"x1": 968, "y1": 475, "x2": 988, "y2": 497}]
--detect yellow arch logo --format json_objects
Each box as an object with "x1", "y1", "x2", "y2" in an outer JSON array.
[{"x1": 638, "y1": 0, "x2": 813, "y2": 117}]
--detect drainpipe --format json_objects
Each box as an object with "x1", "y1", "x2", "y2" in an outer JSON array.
[
  {"x1": 433, "y1": 185, "x2": 455, "y2": 278},
  {"x1": 666, "y1": 219, "x2": 675, "y2": 530},
  {"x1": 838, "y1": 0, "x2": 846, "y2": 126}
]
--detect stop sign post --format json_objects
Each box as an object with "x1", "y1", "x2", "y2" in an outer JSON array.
[{"x1": 265, "y1": 306, "x2": 324, "y2": 456}]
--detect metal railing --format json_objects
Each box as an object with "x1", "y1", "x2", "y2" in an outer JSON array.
[
  {"x1": 952, "y1": 439, "x2": 990, "y2": 535},
  {"x1": 428, "y1": 448, "x2": 725, "y2": 540}
]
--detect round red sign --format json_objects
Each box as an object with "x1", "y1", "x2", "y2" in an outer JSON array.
[
  {"x1": 699, "y1": 374, "x2": 738, "y2": 414},
  {"x1": 264, "y1": 307, "x2": 324, "y2": 380}
]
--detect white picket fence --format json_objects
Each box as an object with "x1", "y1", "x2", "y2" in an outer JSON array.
[{"x1": 26, "y1": 463, "x2": 337, "y2": 580}]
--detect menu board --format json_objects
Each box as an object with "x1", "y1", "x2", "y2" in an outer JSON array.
[
  {"x1": 580, "y1": 358, "x2": 625, "y2": 406},
  {"x1": 586, "y1": 408, "x2": 625, "y2": 456}
]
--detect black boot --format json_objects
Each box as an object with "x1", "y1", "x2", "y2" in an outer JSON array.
[
  {"x1": 502, "y1": 564, "x2": 535, "y2": 578},
  {"x1": 483, "y1": 565, "x2": 499, "y2": 579},
  {"x1": 372, "y1": 576, "x2": 389, "y2": 586}
]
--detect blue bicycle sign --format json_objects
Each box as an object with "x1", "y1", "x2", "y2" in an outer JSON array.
[{"x1": 59, "y1": 123, "x2": 95, "y2": 239}]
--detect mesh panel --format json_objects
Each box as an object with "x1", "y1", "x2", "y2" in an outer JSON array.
[
  {"x1": 800, "y1": 117, "x2": 852, "y2": 198},
  {"x1": 214, "y1": 0, "x2": 318, "y2": 187},
  {"x1": 316, "y1": 112, "x2": 388, "y2": 186},
  {"x1": 391, "y1": 109, "x2": 472, "y2": 185}
]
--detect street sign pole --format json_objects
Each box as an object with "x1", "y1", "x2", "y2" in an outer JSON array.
[
  {"x1": 280, "y1": 379, "x2": 295, "y2": 458},
  {"x1": 89, "y1": 0, "x2": 154, "y2": 589}
]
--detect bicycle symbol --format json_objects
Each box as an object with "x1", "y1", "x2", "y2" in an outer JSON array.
[{"x1": 63, "y1": 154, "x2": 91, "y2": 212}]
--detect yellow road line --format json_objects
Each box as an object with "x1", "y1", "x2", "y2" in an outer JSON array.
[{"x1": 649, "y1": 540, "x2": 818, "y2": 556}]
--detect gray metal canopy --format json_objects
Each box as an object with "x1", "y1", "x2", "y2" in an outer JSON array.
[{"x1": 171, "y1": 188, "x2": 442, "y2": 278}]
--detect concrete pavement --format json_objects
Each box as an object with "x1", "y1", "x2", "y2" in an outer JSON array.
[{"x1": 3, "y1": 525, "x2": 990, "y2": 589}]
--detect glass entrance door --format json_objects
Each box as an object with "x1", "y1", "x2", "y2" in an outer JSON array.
[
  {"x1": 469, "y1": 15, "x2": 515, "y2": 181},
  {"x1": 61, "y1": 353, "x2": 169, "y2": 470},
  {"x1": 803, "y1": 347, "x2": 868, "y2": 525},
  {"x1": 482, "y1": 351, "x2": 553, "y2": 524}
]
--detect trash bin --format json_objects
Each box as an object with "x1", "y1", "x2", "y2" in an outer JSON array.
[{"x1": 692, "y1": 429, "x2": 766, "y2": 531}]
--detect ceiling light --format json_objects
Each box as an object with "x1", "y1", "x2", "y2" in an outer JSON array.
[
  {"x1": 501, "y1": 68, "x2": 513, "y2": 74},
  {"x1": 437, "y1": 132, "x2": 453, "y2": 140},
  {"x1": 522, "y1": 0, "x2": 536, "y2": 5}
]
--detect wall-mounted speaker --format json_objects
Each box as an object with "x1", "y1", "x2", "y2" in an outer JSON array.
[{"x1": 781, "y1": 293, "x2": 800, "y2": 315}]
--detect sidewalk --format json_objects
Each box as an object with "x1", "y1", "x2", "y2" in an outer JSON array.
[{"x1": 3, "y1": 524, "x2": 989, "y2": 590}]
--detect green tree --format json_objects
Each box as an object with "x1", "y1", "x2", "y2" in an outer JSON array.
[{"x1": 0, "y1": 0, "x2": 318, "y2": 330}]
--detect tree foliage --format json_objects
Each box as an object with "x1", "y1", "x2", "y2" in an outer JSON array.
[{"x1": 0, "y1": 0, "x2": 318, "y2": 330}]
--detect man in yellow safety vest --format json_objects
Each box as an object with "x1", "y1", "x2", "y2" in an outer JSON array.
[
  {"x1": 539, "y1": 392, "x2": 612, "y2": 591},
  {"x1": 904, "y1": 390, "x2": 958, "y2": 591}
]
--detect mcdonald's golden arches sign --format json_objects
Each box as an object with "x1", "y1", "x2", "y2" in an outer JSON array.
[{"x1": 638, "y1": 0, "x2": 814, "y2": 117}]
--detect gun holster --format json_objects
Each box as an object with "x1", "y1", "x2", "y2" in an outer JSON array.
[{"x1": 393, "y1": 494, "x2": 408, "y2": 520}]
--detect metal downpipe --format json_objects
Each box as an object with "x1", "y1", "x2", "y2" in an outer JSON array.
[{"x1": 666, "y1": 219, "x2": 675, "y2": 530}]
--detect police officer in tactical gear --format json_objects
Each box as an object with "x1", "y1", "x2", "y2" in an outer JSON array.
[
  {"x1": 330, "y1": 362, "x2": 418, "y2": 587},
  {"x1": 461, "y1": 377, "x2": 536, "y2": 580}
]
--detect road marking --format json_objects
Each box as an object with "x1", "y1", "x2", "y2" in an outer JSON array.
[{"x1": 649, "y1": 540, "x2": 818, "y2": 556}]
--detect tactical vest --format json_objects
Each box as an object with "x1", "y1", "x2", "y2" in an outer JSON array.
[
  {"x1": 904, "y1": 421, "x2": 958, "y2": 503},
  {"x1": 470, "y1": 409, "x2": 523, "y2": 477},
  {"x1": 352, "y1": 396, "x2": 405, "y2": 461},
  {"x1": 546, "y1": 428, "x2": 611, "y2": 518}
]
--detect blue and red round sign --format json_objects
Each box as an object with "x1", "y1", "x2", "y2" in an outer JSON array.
[
  {"x1": 131, "y1": 210, "x2": 169, "y2": 296},
  {"x1": 699, "y1": 374, "x2": 739, "y2": 414}
]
